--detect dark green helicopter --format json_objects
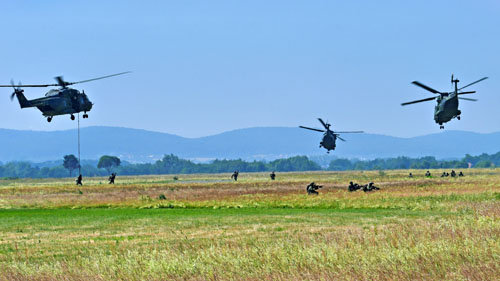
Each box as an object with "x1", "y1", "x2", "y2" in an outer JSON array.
[
  {"x1": 0, "y1": 72, "x2": 129, "y2": 122},
  {"x1": 401, "y1": 75, "x2": 488, "y2": 129},
  {"x1": 299, "y1": 118, "x2": 363, "y2": 153}
]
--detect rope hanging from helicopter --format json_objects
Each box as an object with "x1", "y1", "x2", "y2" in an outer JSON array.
[{"x1": 78, "y1": 113, "x2": 81, "y2": 175}]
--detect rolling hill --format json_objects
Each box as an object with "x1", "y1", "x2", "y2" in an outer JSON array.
[{"x1": 0, "y1": 126, "x2": 499, "y2": 162}]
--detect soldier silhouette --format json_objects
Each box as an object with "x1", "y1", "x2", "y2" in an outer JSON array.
[
  {"x1": 306, "y1": 182, "x2": 322, "y2": 195},
  {"x1": 231, "y1": 171, "x2": 239, "y2": 181},
  {"x1": 363, "y1": 182, "x2": 380, "y2": 192},
  {"x1": 108, "y1": 173, "x2": 116, "y2": 184},
  {"x1": 76, "y1": 174, "x2": 83, "y2": 186},
  {"x1": 348, "y1": 181, "x2": 361, "y2": 192},
  {"x1": 270, "y1": 171, "x2": 276, "y2": 180}
]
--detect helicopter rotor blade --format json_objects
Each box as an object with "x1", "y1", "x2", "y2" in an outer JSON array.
[
  {"x1": 411, "y1": 81, "x2": 441, "y2": 94},
  {"x1": 458, "y1": 77, "x2": 488, "y2": 91},
  {"x1": 334, "y1": 131, "x2": 364, "y2": 134},
  {"x1": 0, "y1": 82, "x2": 58, "y2": 88},
  {"x1": 67, "y1": 71, "x2": 131, "y2": 85},
  {"x1": 317, "y1": 118, "x2": 329, "y2": 130},
  {"x1": 457, "y1": 91, "x2": 476, "y2": 95},
  {"x1": 401, "y1": 96, "x2": 437, "y2": 106},
  {"x1": 299, "y1": 126, "x2": 325, "y2": 133},
  {"x1": 336, "y1": 135, "x2": 346, "y2": 142},
  {"x1": 459, "y1": 97, "x2": 478, "y2": 102},
  {"x1": 0, "y1": 71, "x2": 131, "y2": 88}
]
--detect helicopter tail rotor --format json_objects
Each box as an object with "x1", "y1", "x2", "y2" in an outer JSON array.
[
  {"x1": 9, "y1": 80, "x2": 24, "y2": 101},
  {"x1": 9, "y1": 79, "x2": 16, "y2": 100}
]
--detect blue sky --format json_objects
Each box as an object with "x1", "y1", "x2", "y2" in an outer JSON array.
[{"x1": 0, "y1": 0, "x2": 498, "y2": 137}]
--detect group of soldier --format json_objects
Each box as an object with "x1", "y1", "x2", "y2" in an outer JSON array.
[
  {"x1": 408, "y1": 170, "x2": 465, "y2": 178},
  {"x1": 308, "y1": 181, "x2": 381, "y2": 194},
  {"x1": 348, "y1": 181, "x2": 380, "y2": 192},
  {"x1": 441, "y1": 170, "x2": 464, "y2": 177},
  {"x1": 230, "y1": 170, "x2": 277, "y2": 181},
  {"x1": 75, "y1": 173, "x2": 117, "y2": 185},
  {"x1": 75, "y1": 170, "x2": 388, "y2": 196}
]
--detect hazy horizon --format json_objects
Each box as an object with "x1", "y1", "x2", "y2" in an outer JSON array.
[{"x1": 1, "y1": 124, "x2": 499, "y2": 140}]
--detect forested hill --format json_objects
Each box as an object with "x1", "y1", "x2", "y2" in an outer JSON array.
[{"x1": 1, "y1": 126, "x2": 500, "y2": 162}]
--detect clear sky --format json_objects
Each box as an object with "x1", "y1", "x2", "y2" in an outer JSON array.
[{"x1": 0, "y1": 0, "x2": 499, "y2": 138}]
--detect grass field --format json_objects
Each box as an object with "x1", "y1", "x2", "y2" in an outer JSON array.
[{"x1": 0, "y1": 169, "x2": 498, "y2": 280}]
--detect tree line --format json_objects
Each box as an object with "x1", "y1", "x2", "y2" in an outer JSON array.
[
  {"x1": 0, "y1": 154, "x2": 321, "y2": 179},
  {"x1": 327, "y1": 152, "x2": 500, "y2": 171},
  {"x1": 0, "y1": 152, "x2": 498, "y2": 179}
]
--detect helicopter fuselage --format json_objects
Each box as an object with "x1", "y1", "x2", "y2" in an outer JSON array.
[
  {"x1": 15, "y1": 88, "x2": 93, "y2": 118},
  {"x1": 434, "y1": 93, "x2": 460, "y2": 125},
  {"x1": 320, "y1": 131, "x2": 336, "y2": 152}
]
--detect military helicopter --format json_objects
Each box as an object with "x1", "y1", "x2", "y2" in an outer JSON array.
[
  {"x1": 401, "y1": 75, "x2": 488, "y2": 129},
  {"x1": 0, "y1": 72, "x2": 130, "y2": 122},
  {"x1": 299, "y1": 118, "x2": 364, "y2": 153}
]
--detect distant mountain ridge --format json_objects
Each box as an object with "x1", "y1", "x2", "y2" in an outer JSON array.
[{"x1": 0, "y1": 126, "x2": 499, "y2": 162}]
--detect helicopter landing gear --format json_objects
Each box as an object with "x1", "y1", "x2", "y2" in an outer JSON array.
[
  {"x1": 47, "y1": 116, "x2": 52, "y2": 122},
  {"x1": 83, "y1": 114, "x2": 88, "y2": 119},
  {"x1": 440, "y1": 125, "x2": 444, "y2": 129},
  {"x1": 70, "y1": 114, "x2": 75, "y2": 120},
  {"x1": 457, "y1": 116, "x2": 460, "y2": 120}
]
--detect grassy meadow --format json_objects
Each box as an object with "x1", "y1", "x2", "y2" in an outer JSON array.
[{"x1": 0, "y1": 169, "x2": 498, "y2": 280}]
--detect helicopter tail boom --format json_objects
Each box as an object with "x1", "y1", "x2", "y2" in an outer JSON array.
[{"x1": 13, "y1": 91, "x2": 33, "y2": 108}]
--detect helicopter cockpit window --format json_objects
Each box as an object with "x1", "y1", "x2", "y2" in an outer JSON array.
[{"x1": 45, "y1": 89, "x2": 59, "y2": 97}]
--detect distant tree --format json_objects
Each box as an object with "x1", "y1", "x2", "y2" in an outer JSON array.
[
  {"x1": 474, "y1": 160, "x2": 494, "y2": 168},
  {"x1": 63, "y1": 155, "x2": 79, "y2": 177},
  {"x1": 97, "y1": 156, "x2": 121, "y2": 173},
  {"x1": 328, "y1": 159, "x2": 353, "y2": 171}
]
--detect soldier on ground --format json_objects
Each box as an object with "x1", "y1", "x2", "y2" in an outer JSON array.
[
  {"x1": 425, "y1": 171, "x2": 431, "y2": 177},
  {"x1": 108, "y1": 173, "x2": 116, "y2": 184},
  {"x1": 409, "y1": 172, "x2": 413, "y2": 178},
  {"x1": 76, "y1": 174, "x2": 83, "y2": 186},
  {"x1": 362, "y1": 182, "x2": 380, "y2": 192},
  {"x1": 270, "y1": 171, "x2": 276, "y2": 180},
  {"x1": 450, "y1": 170, "x2": 456, "y2": 177},
  {"x1": 306, "y1": 182, "x2": 322, "y2": 195},
  {"x1": 348, "y1": 181, "x2": 361, "y2": 192},
  {"x1": 459, "y1": 171, "x2": 464, "y2": 177},
  {"x1": 231, "y1": 171, "x2": 239, "y2": 181}
]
